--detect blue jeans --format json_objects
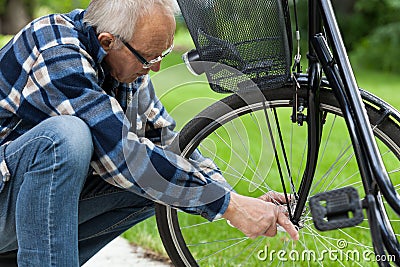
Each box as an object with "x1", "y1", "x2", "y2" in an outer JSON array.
[{"x1": 0, "y1": 116, "x2": 155, "y2": 266}]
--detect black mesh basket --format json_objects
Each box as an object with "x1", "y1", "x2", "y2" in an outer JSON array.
[{"x1": 177, "y1": 0, "x2": 292, "y2": 93}]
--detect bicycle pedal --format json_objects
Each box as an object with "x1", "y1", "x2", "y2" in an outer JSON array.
[{"x1": 309, "y1": 187, "x2": 364, "y2": 231}]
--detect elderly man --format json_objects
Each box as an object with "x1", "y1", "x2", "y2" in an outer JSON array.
[{"x1": 0, "y1": 0, "x2": 297, "y2": 265}]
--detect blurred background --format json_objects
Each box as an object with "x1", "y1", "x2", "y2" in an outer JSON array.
[
  {"x1": 0, "y1": 0, "x2": 398, "y2": 262},
  {"x1": 0, "y1": 0, "x2": 399, "y2": 74}
]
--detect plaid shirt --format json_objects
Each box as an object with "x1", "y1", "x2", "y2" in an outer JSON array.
[{"x1": 0, "y1": 9, "x2": 230, "y2": 221}]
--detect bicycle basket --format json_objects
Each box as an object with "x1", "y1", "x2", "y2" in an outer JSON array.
[{"x1": 177, "y1": 0, "x2": 292, "y2": 93}]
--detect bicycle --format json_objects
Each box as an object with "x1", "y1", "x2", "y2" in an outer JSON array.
[
  {"x1": 0, "y1": 0, "x2": 398, "y2": 266},
  {"x1": 154, "y1": 0, "x2": 400, "y2": 266}
]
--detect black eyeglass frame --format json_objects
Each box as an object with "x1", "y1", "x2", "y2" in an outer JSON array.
[{"x1": 121, "y1": 40, "x2": 174, "y2": 69}]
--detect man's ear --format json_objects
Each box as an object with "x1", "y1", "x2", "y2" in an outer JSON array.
[{"x1": 98, "y1": 33, "x2": 115, "y2": 51}]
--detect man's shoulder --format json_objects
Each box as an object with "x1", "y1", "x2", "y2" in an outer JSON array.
[
  {"x1": 31, "y1": 9, "x2": 84, "y2": 31},
  {"x1": 30, "y1": 10, "x2": 84, "y2": 49}
]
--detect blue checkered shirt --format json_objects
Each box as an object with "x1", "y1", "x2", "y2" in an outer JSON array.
[{"x1": 0, "y1": 9, "x2": 230, "y2": 221}]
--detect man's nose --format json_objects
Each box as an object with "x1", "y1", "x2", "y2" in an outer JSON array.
[{"x1": 149, "y1": 61, "x2": 162, "y2": 72}]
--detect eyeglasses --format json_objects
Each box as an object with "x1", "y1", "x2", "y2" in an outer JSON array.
[{"x1": 121, "y1": 40, "x2": 174, "y2": 69}]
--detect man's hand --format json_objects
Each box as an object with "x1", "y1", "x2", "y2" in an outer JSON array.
[
  {"x1": 222, "y1": 192, "x2": 299, "y2": 240},
  {"x1": 258, "y1": 191, "x2": 292, "y2": 204}
]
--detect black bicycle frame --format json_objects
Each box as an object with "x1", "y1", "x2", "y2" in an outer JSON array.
[
  {"x1": 291, "y1": 0, "x2": 400, "y2": 262},
  {"x1": 292, "y1": 0, "x2": 323, "y2": 224}
]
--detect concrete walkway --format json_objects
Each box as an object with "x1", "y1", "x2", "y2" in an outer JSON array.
[{"x1": 83, "y1": 237, "x2": 171, "y2": 267}]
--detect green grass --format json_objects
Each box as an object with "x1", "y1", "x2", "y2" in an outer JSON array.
[
  {"x1": 126, "y1": 30, "x2": 400, "y2": 265},
  {"x1": 355, "y1": 68, "x2": 400, "y2": 108},
  {"x1": 121, "y1": 216, "x2": 167, "y2": 257},
  {"x1": 1, "y1": 20, "x2": 398, "y2": 266},
  {"x1": 124, "y1": 28, "x2": 400, "y2": 266}
]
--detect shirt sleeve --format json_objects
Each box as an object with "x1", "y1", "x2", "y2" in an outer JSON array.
[
  {"x1": 135, "y1": 81, "x2": 233, "y2": 190},
  {"x1": 18, "y1": 44, "x2": 231, "y2": 221}
]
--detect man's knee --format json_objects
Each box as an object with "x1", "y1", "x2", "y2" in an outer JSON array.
[
  {"x1": 42, "y1": 116, "x2": 93, "y2": 151},
  {"x1": 33, "y1": 116, "x2": 94, "y2": 166}
]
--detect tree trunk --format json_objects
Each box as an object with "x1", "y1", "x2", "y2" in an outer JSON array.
[{"x1": 1, "y1": 0, "x2": 31, "y2": 34}]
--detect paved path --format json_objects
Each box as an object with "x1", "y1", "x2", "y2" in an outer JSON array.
[{"x1": 83, "y1": 237, "x2": 171, "y2": 267}]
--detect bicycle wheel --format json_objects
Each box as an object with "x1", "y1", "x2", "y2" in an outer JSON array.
[{"x1": 155, "y1": 80, "x2": 400, "y2": 266}]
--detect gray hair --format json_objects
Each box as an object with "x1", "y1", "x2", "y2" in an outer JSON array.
[{"x1": 83, "y1": 0, "x2": 180, "y2": 42}]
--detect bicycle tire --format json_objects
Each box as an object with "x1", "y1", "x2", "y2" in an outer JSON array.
[{"x1": 155, "y1": 82, "x2": 400, "y2": 266}]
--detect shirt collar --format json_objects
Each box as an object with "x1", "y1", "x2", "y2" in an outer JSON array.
[{"x1": 72, "y1": 9, "x2": 107, "y2": 64}]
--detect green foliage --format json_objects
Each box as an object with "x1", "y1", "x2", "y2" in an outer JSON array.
[
  {"x1": 36, "y1": 0, "x2": 90, "y2": 13},
  {"x1": 289, "y1": 0, "x2": 400, "y2": 73},
  {"x1": 387, "y1": 0, "x2": 400, "y2": 9},
  {"x1": 349, "y1": 0, "x2": 400, "y2": 73},
  {"x1": 0, "y1": 34, "x2": 12, "y2": 48},
  {"x1": 1, "y1": 0, "x2": 398, "y2": 74},
  {"x1": 0, "y1": 0, "x2": 90, "y2": 16},
  {"x1": 0, "y1": 0, "x2": 6, "y2": 14},
  {"x1": 352, "y1": 22, "x2": 400, "y2": 74}
]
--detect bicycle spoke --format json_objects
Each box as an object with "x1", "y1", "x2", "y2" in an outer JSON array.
[
  {"x1": 310, "y1": 142, "x2": 353, "y2": 193},
  {"x1": 317, "y1": 151, "x2": 356, "y2": 192},
  {"x1": 226, "y1": 237, "x2": 264, "y2": 266},
  {"x1": 180, "y1": 218, "x2": 224, "y2": 229},
  {"x1": 187, "y1": 236, "x2": 248, "y2": 247},
  {"x1": 208, "y1": 128, "x2": 268, "y2": 188},
  {"x1": 229, "y1": 114, "x2": 276, "y2": 192},
  {"x1": 157, "y1": 86, "x2": 400, "y2": 266},
  {"x1": 197, "y1": 142, "x2": 271, "y2": 194},
  {"x1": 196, "y1": 237, "x2": 249, "y2": 263},
  {"x1": 316, "y1": 114, "x2": 338, "y2": 172}
]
